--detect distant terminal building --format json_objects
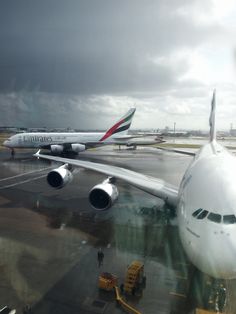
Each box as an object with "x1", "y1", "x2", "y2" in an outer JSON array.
[
  {"x1": 162, "y1": 131, "x2": 190, "y2": 137},
  {"x1": 230, "y1": 129, "x2": 236, "y2": 136},
  {"x1": 162, "y1": 126, "x2": 190, "y2": 137}
]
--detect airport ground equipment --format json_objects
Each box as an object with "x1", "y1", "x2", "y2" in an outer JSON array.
[
  {"x1": 98, "y1": 272, "x2": 118, "y2": 291},
  {"x1": 124, "y1": 261, "x2": 145, "y2": 295},
  {"x1": 98, "y1": 270, "x2": 142, "y2": 314},
  {"x1": 114, "y1": 286, "x2": 142, "y2": 314}
]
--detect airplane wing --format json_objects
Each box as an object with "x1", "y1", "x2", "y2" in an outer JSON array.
[
  {"x1": 34, "y1": 151, "x2": 179, "y2": 208},
  {"x1": 111, "y1": 139, "x2": 165, "y2": 147},
  {"x1": 124, "y1": 139, "x2": 165, "y2": 146},
  {"x1": 155, "y1": 146, "x2": 196, "y2": 156},
  {"x1": 84, "y1": 138, "x2": 165, "y2": 149},
  {"x1": 112, "y1": 134, "x2": 163, "y2": 140}
]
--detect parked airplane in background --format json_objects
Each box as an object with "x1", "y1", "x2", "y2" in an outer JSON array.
[
  {"x1": 3, "y1": 108, "x2": 164, "y2": 155},
  {"x1": 34, "y1": 91, "x2": 236, "y2": 280}
]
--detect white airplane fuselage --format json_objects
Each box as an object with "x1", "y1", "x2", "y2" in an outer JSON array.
[
  {"x1": 178, "y1": 140, "x2": 236, "y2": 279},
  {"x1": 3, "y1": 132, "x2": 111, "y2": 149},
  {"x1": 3, "y1": 108, "x2": 137, "y2": 151}
]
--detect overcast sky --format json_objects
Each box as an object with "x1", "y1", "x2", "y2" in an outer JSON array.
[{"x1": 0, "y1": 0, "x2": 236, "y2": 130}]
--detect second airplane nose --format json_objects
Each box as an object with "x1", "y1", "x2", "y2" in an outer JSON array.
[{"x1": 3, "y1": 140, "x2": 10, "y2": 147}]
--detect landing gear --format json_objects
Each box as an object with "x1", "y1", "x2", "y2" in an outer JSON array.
[{"x1": 11, "y1": 149, "x2": 15, "y2": 157}]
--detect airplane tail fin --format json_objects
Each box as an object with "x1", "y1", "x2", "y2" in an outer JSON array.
[
  {"x1": 209, "y1": 90, "x2": 216, "y2": 142},
  {"x1": 99, "y1": 108, "x2": 136, "y2": 141}
]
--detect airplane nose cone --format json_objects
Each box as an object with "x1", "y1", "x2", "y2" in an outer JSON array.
[
  {"x1": 182, "y1": 229, "x2": 236, "y2": 279},
  {"x1": 3, "y1": 140, "x2": 10, "y2": 147}
]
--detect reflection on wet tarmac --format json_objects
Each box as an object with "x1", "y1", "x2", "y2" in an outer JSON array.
[{"x1": 0, "y1": 148, "x2": 233, "y2": 313}]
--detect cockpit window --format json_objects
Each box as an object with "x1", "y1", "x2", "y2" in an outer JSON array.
[
  {"x1": 192, "y1": 208, "x2": 203, "y2": 217},
  {"x1": 192, "y1": 209, "x2": 236, "y2": 224},
  {"x1": 223, "y1": 215, "x2": 236, "y2": 224},
  {"x1": 207, "y1": 212, "x2": 221, "y2": 223},
  {"x1": 196, "y1": 210, "x2": 208, "y2": 219}
]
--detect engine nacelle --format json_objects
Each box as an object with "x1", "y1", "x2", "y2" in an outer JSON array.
[
  {"x1": 50, "y1": 144, "x2": 64, "y2": 154},
  {"x1": 89, "y1": 180, "x2": 119, "y2": 211},
  {"x1": 47, "y1": 165, "x2": 73, "y2": 189},
  {"x1": 71, "y1": 143, "x2": 86, "y2": 153}
]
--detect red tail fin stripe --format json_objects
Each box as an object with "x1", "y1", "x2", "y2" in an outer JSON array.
[{"x1": 99, "y1": 119, "x2": 124, "y2": 141}]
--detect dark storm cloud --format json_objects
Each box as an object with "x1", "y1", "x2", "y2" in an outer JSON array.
[
  {"x1": 0, "y1": 0, "x2": 232, "y2": 130},
  {"x1": 0, "y1": 0, "x2": 220, "y2": 94},
  {"x1": 0, "y1": 92, "x2": 104, "y2": 128}
]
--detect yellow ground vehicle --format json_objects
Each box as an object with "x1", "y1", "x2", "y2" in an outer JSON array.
[
  {"x1": 124, "y1": 261, "x2": 145, "y2": 295},
  {"x1": 98, "y1": 272, "x2": 118, "y2": 291},
  {"x1": 98, "y1": 261, "x2": 145, "y2": 314}
]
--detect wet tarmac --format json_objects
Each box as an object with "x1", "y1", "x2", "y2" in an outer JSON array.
[{"x1": 0, "y1": 146, "x2": 234, "y2": 313}]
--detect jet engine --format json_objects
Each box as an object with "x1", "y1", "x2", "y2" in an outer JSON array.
[
  {"x1": 47, "y1": 164, "x2": 73, "y2": 189},
  {"x1": 71, "y1": 143, "x2": 86, "y2": 153},
  {"x1": 89, "y1": 178, "x2": 119, "y2": 211},
  {"x1": 50, "y1": 144, "x2": 64, "y2": 154}
]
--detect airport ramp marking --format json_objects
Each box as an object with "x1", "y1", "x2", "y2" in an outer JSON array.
[
  {"x1": 0, "y1": 174, "x2": 46, "y2": 190},
  {"x1": 0, "y1": 166, "x2": 53, "y2": 182}
]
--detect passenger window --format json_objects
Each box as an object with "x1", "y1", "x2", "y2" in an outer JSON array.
[
  {"x1": 196, "y1": 210, "x2": 208, "y2": 219},
  {"x1": 207, "y1": 212, "x2": 221, "y2": 223},
  {"x1": 192, "y1": 208, "x2": 203, "y2": 217},
  {"x1": 223, "y1": 215, "x2": 236, "y2": 224}
]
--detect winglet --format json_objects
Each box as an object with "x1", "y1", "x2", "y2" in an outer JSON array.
[
  {"x1": 209, "y1": 90, "x2": 216, "y2": 142},
  {"x1": 99, "y1": 108, "x2": 136, "y2": 141},
  {"x1": 34, "y1": 150, "x2": 41, "y2": 159}
]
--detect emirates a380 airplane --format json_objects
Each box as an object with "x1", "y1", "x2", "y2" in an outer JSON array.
[
  {"x1": 4, "y1": 108, "x2": 162, "y2": 155},
  {"x1": 35, "y1": 91, "x2": 236, "y2": 279}
]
